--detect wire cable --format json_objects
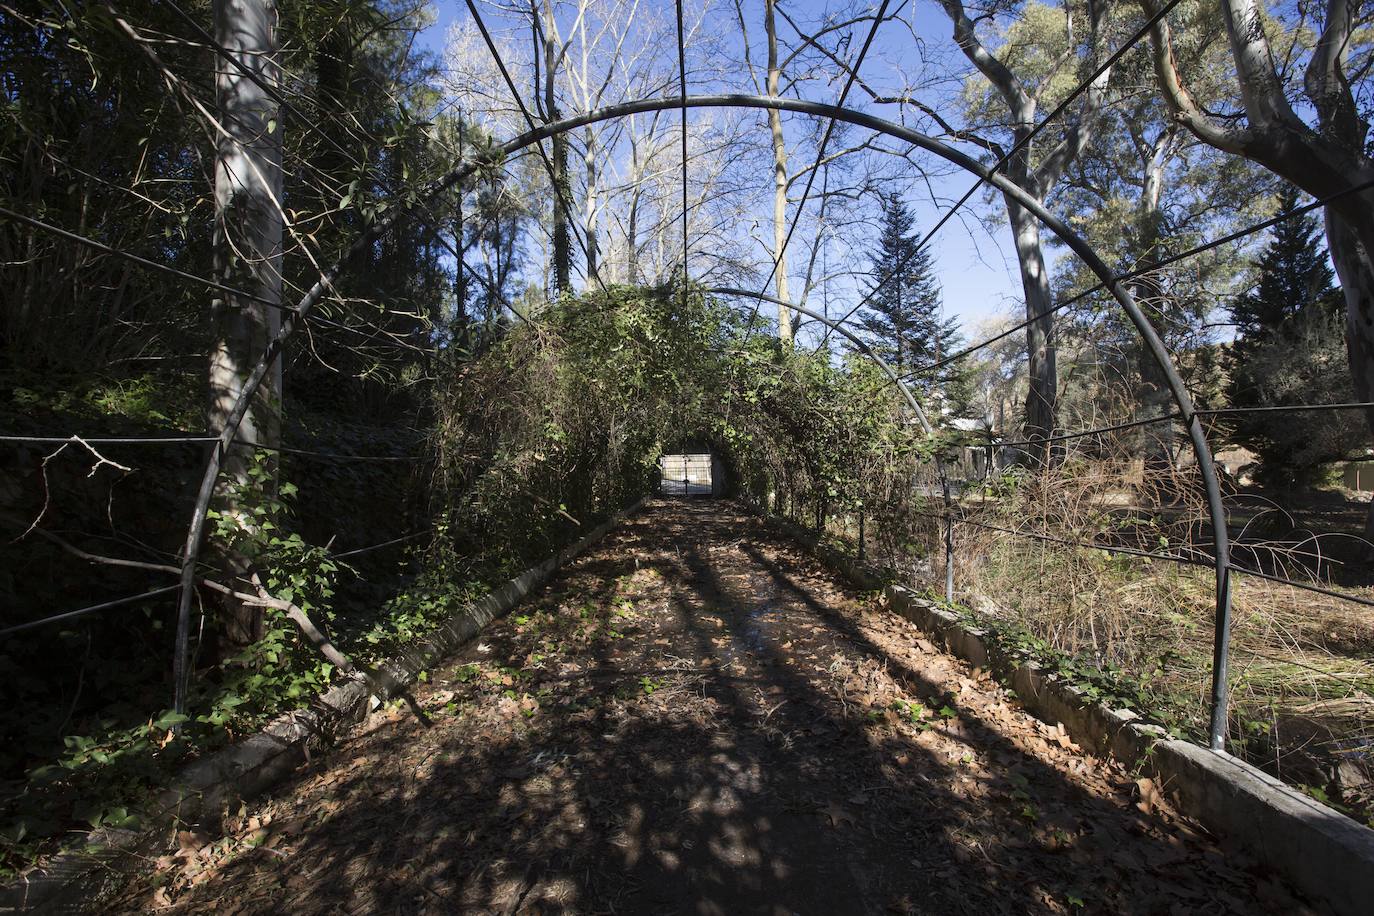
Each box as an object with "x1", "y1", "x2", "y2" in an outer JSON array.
[
  {"x1": 462, "y1": 0, "x2": 609, "y2": 298},
  {"x1": 0, "y1": 433, "x2": 421, "y2": 462},
  {"x1": 1227, "y1": 563, "x2": 1374, "y2": 611},
  {"x1": 906, "y1": 508, "x2": 1374, "y2": 610},
  {"x1": 910, "y1": 507, "x2": 1213, "y2": 567},
  {"x1": 822, "y1": 0, "x2": 1186, "y2": 347},
  {"x1": 745, "y1": 0, "x2": 893, "y2": 339},
  {"x1": 0, "y1": 530, "x2": 426, "y2": 638},
  {"x1": 0, "y1": 207, "x2": 409, "y2": 344},
  {"x1": 0, "y1": 585, "x2": 180, "y2": 638},
  {"x1": 910, "y1": 0, "x2": 1186, "y2": 258},
  {"x1": 155, "y1": 0, "x2": 503, "y2": 337},
  {"x1": 675, "y1": 0, "x2": 690, "y2": 285},
  {"x1": 331, "y1": 530, "x2": 428, "y2": 560},
  {"x1": 0, "y1": 205, "x2": 274, "y2": 309},
  {"x1": 902, "y1": 174, "x2": 1374, "y2": 379},
  {"x1": 988, "y1": 411, "x2": 1183, "y2": 450},
  {"x1": 758, "y1": 0, "x2": 892, "y2": 301},
  {"x1": 1198, "y1": 402, "x2": 1374, "y2": 416}
]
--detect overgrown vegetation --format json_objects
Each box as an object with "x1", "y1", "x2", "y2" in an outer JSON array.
[
  {"x1": 802, "y1": 454, "x2": 1374, "y2": 825},
  {"x1": 5, "y1": 0, "x2": 1374, "y2": 887},
  {"x1": 0, "y1": 281, "x2": 933, "y2": 875}
]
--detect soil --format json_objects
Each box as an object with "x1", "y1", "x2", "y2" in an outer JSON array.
[{"x1": 112, "y1": 501, "x2": 1314, "y2": 915}]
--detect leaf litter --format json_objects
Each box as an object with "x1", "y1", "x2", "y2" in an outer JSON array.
[{"x1": 110, "y1": 501, "x2": 1313, "y2": 915}]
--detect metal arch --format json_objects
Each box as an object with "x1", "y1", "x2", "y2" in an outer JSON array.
[{"x1": 173, "y1": 92, "x2": 1233, "y2": 750}]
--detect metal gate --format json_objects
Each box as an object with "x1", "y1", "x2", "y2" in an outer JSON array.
[{"x1": 660, "y1": 453, "x2": 712, "y2": 496}]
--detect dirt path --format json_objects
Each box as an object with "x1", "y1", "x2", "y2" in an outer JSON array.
[{"x1": 117, "y1": 501, "x2": 1309, "y2": 915}]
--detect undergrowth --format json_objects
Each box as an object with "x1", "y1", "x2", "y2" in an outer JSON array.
[
  {"x1": 2, "y1": 282, "x2": 935, "y2": 877},
  {"x1": 804, "y1": 455, "x2": 1374, "y2": 827},
  {"x1": 0, "y1": 464, "x2": 485, "y2": 878}
]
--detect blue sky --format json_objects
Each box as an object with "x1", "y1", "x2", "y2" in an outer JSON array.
[{"x1": 416, "y1": 1, "x2": 1029, "y2": 333}]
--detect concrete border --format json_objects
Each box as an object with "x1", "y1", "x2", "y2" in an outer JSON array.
[
  {"x1": 762, "y1": 510, "x2": 1374, "y2": 916},
  {"x1": 1, "y1": 497, "x2": 646, "y2": 913}
]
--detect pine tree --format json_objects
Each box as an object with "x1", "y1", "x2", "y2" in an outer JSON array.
[
  {"x1": 1226, "y1": 184, "x2": 1359, "y2": 485},
  {"x1": 1230, "y1": 184, "x2": 1340, "y2": 337},
  {"x1": 857, "y1": 194, "x2": 964, "y2": 412}
]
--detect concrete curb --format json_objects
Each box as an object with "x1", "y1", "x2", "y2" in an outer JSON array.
[
  {"x1": 1, "y1": 497, "x2": 646, "y2": 913},
  {"x1": 764, "y1": 510, "x2": 1374, "y2": 916}
]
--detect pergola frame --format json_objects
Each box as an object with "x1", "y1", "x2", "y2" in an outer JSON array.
[{"x1": 171, "y1": 89, "x2": 1235, "y2": 749}]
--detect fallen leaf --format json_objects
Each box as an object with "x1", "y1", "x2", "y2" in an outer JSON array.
[
  {"x1": 1136, "y1": 777, "x2": 1161, "y2": 815},
  {"x1": 176, "y1": 829, "x2": 210, "y2": 856},
  {"x1": 821, "y1": 801, "x2": 855, "y2": 828}
]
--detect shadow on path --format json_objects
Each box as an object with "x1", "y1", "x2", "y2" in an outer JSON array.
[{"x1": 118, "y1": 501, "x2": 1308, "y2": 915}]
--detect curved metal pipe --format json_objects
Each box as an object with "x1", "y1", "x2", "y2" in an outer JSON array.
[{"x1": 173, "y1": 93, "x2": 1231, "y2": 750}]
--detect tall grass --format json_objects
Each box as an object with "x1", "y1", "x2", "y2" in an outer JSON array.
[{"x1": 820, "y1": 449, "x2": 1374, "y2": 821}]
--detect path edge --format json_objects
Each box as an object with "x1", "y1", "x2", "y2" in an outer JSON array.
[
  {"x1": 756, "y1": 508, "x2": 1374, "y2": 916},
  {"x1": 0, "y1": 497, "x2": 647, "y2": 914}
]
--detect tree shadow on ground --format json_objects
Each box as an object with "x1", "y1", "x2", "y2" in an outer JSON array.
[{"x1": 125, "y1": 501, "x2": 1301, "y2": 915}]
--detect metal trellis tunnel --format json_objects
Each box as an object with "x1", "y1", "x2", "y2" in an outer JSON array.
[{"x1": 170, "y1": 90, "x2": 1237, "y2": 751}]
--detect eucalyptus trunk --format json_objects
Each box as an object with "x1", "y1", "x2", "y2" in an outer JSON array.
[
  {"x1": 583, "y1": 125, "x2": 600, "y2": 280},
  {"x1": 764, "y1": 0, "x2": 793, "y2": 345},
  {"x1": 543, "y1": 8, "x2": 571, "y2": 294},
  {"x1": 1141, "y1": 0, "x2": 1374, "y2": 538},
  {"x1": 939, "y1": 0, "x2": 1111, "y2": 467},
  {"x1": 1007, "y1": 194, "x2": 1058, "y2": 461},
  {"x1": 1133, "y1": 127, "x2": 1178, "y2": 477},
  {"x1": 208, "y1": 0, "x2": 283, "y2": 652}
]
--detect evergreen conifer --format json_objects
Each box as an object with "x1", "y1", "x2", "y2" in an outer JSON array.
[{"x1": 857, "y1": 194, "x2": 967, "y2": 412}]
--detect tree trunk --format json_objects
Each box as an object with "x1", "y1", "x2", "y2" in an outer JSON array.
[
  {"x1": 1325, "y1": 208, "x2": 1374, "y2": 540},
  {"x1": 453, "y1": 133, "x2": 470, "y2": 352},
  {"x1": 541, "y1": 6, "x2": 571, "y2": 294},
  {"x1": 764, "y1": 0, "x2": 793, "y2": 345},
  {"x1": 549, "y1": 132, "x2": 571, "y2": 293},
  {"x1": 626, "y1": 187, "x2": 639, "y2": 283},
  {"x1": 1006, "y1": 197, "x2": 1057, "y2": 463},
  {"x1": 208, "y1": 0, "x2": 283, "y2": 653},
  {"x1": 1138, "y1": 0, "x2": 1374, "y2": 537},
  {"x1": 583, "y1": 125, "x2": 599, "y2": 280},
  {"x1": 938, "y1": 0, "x2": 1111, "y2": 466},
  {"x1": 1134, "y1": 131, "x2": 1177, "y2": 477}
]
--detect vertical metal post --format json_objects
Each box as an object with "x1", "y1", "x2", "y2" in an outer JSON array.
[
  {"x1": 1207, "y1": 560, "x2": 1235, "y2": 749},
  {"x1": 858, "y1": 507, "x2": 866, "y2": 562},
  {"x1": 942, "y1": 476, "x2": 954, "y2": 604}
]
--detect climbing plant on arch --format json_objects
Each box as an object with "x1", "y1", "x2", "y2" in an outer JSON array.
[{"x1": 176, "y1": 93, "x2": 1234, "y2": 750}]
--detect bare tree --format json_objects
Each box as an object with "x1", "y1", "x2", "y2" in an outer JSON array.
[
  {"x1": 534, "y1": 0, "x2": 575, "y2": 292},
  {"x1": 729, "y1": 1, "x2": 903, "y2": 345},
  {"x1": 562, "y1": 0, "x2": 660, "y2": 281},
  {"x1": 764, "y1": 0, "x2": 795, "y2": 344}
]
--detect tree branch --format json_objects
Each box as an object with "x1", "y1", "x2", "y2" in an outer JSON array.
[
  {"x1": 1138, "y1": 0, "x2": 1253, "y2": 154},
  {"x1": 1032, "y1": 0, "x2": 1113, "y2": 190},
  {"x1": 1304, "y1": 0, "x2": 1365, "y2": 147},
  {"x1": 938, "y1": 0, "x2": 1030, "y2": 117}
]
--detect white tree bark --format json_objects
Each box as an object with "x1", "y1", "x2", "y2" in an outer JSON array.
[
  {"x1": 765, "y1": 0, "x2": 794, "y2": 345},
  {"x1": 1133, "y1": 125, "x2": 1181, "y2": 474},
  {"x1": 208, "y1": 0, "x2": 283, "y2": 650},
  {"x1": 939, "y1": 0, "x2": 1112, "y2": 463}
]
